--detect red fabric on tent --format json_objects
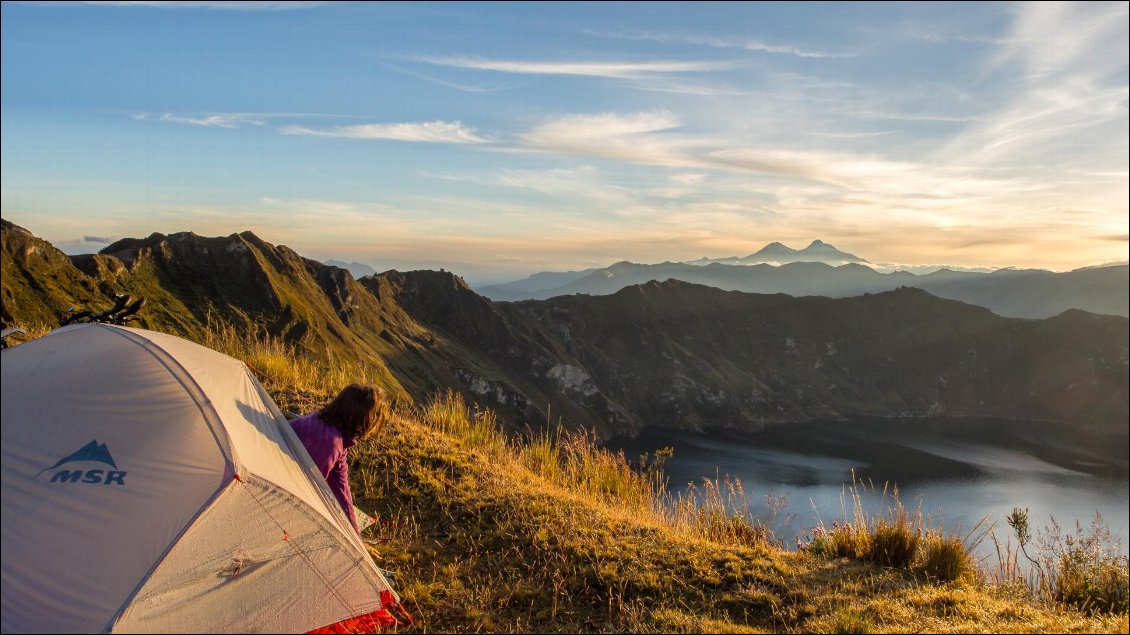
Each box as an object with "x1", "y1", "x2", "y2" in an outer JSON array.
[
  {"x1": 306, "y1": 609, "x2": 396, "y2": 634},
  {"x1": 307, "y1": 591, "x2": 409, "y2": 633}
]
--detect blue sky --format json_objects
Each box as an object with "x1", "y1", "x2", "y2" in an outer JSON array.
[{"x1": 2, "y1": 1, "x2": 1127, "y2": 283}]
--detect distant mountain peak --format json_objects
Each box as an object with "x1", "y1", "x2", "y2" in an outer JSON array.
[
  {"x1": 736, "y1": 240, "x2": 866, "y2": 265},
  {"x1": 747, "y1": 242, "x2": 799, "y2": 258},
  {"x1": 798, "y1": 240, "x2": 867, "y2": 263},
  {"x1": 326, "y1": 259, "x2": 377, "y2": 278}
]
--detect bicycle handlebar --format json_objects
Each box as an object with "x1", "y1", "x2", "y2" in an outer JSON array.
[{"x1": 59, "y1": 294, "x2": 145, "y2": 326}]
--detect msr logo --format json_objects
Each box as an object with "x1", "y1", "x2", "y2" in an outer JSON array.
[{"x1": 35, "y1": 440, "x2": 127, "y2": 485}]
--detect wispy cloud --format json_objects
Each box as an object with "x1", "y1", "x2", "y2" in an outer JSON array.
[
  {"x1": 496, "y1": 166, "x2": 638, "y2": 204},
  {"x1": 132, "y1": 111, "x2": 346, "y2": 128},
  {"x1": 133, "y1": 111, "x2": 493, "y2": 144},
  {"x1": 878, "y1": 19, "x2": 1013, "y2": 47},
  {"x1": 584, "y1": 29, "x2": 853, "y2": 59},
  {"x1": 741, "y1": 39, "x2": 851, "y2": 59},
  {"x1": 520, "y1": 111, "x2": 698, "y2": 167},
  {"x1": 526, "y1": 110, "x2": 680, "y2": 140},
  {"x1": 814, "y1": 130, "x2": 895, "y2": 139},
  {"x1": 282, "y1": 120, "x2": 490, "y2": 144},
  {"x1": 419, "y1": 166, "x2": 638, "y2": 205},
  {"x1": 626, "y1": 77, "x2": 748, "y2": 96},
  {"x1": 942, "y1": 2, "x2": 1129, "y2": 163},
  {"x1": 511, "y1": 108, "x2": 1066, "y2": 239},
  {"x1": 851, "y1": 110, "x2": 978, "y2": 123},
  {"x1": 670, "y1": 173, "x2": 707, "y2": 184},
  {"x1": 706, "y1": 147, "x2": 935, "y2": 192},
  {"x1": 988, "y1": 1, "x2": 1127, "y2": 79},
  {"x1": 418, "y1": 56, "x2": 730, "y2": 79},
  {"x1": 380, "y1": 62, "x2": 508, "y2": 93},
  {"x1": 159, "y1": 113, "x2": 265, "y2": 128},
  {"x1": 517, "y1": 110, "x2": 928, "y2": 191}
]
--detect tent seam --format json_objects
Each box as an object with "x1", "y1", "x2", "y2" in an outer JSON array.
[
  {"x1": 94, "y1": 325, "x2": 242, "y2": 633},
  {"x1": 97, "y1": 325, "x2": 239, "y2": 467}
]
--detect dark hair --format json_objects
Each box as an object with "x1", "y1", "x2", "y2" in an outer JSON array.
[{"x1": 319, "y1": 384, "x2": 389, "y2": 442}]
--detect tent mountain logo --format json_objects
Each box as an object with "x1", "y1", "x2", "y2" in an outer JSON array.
[{"x1": 34, "y1": 439, "x2": 127, "y2": 485}]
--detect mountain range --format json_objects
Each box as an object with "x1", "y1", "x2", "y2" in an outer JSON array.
[
  {"x1": 478, "y1": 243, "x2": 1128, "y2": 320},
  {"x1": 3, "y1": 220, "x2": 1126, "y2": 470},
  {"x1": 685, "y1": 239, "x2": 868, "y2": 267}
]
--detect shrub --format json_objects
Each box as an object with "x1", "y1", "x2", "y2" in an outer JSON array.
[
  {"x1": 869, "y1": 510, "x2": 920, "y2": 568},
  {"x1": 804, "y1": 479, "x2": 922, "y2": 567},
  {"x1": 670, "y1": 476, "x2": 773, "y2": 548},
  {"x1": 919, "y1": 533, "x2": 977, "y2": 582},
  {"x1": 1000, "y1": 508, "x2": 1128, "y2": 614},
  {"x1": 1044, "y1": 515, "x2": 1129, "y2": 614},
  {"x1": 807, "y1": 521, "x2": 871, "y2": 560}
]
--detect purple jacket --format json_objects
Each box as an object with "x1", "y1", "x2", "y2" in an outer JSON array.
[{"x1": 289, "y1": 412, "x2": 359, "y2": 534}]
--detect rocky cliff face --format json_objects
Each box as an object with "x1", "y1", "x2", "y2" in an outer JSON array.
[
  {"x1": 4, "y1": 222, "x2": 1127, "y2": 446},
  {"x1": 491, "y1": 281, "x2": 1129, "y2": 436},
  {"x1": 2, "y1": 219, "x2": 105, "y2": 326}
]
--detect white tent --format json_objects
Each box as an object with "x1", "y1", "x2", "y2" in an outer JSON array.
[{"x1": 1, "y1": 324, "x2": 401, "y2": 633}]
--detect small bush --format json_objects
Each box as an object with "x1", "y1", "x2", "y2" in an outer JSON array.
[
  {"x1": 804, "y1": 479, "x2": 923, "y2": 568},
  {"x1": 869, "y1": 513, "x2": 920, "y2": 568},
  {"x1": 808, "y1": 521, "x2": 871, "y2": 560},
  {"x1": 670, "y1": 476, "x2": 774, "y2": 548},
  {"x1": 919, "y1": 533, "x2": 977, "y2": 582},
  {"x1": 1045, "y1": 515, "x2": 1129, "y2": 614},
  {"x1": 1000, "y1": 508, "x2": 1128, "y2": 614},
  {"x1": 1056, "y1": 547, "x2": 1129, "y2": 614},
  {"x1": 519, "y1": 428, "x2": 561, "y2": 480}
]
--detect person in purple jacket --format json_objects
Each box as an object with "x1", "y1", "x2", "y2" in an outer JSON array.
[{"x1": 290, "y1": 383, "x2": 390, "y2": 534}]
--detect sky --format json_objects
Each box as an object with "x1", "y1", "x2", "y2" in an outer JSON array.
[{"x1": 1, "y1": 1, "x2": 1127, "y2": 284}]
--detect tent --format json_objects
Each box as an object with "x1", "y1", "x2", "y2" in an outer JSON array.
[{"x1": 1, "y1": 324, "x2": 403, "y2": 633}]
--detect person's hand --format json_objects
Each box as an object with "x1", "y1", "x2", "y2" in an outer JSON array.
[{"x1": 364, "y1": 542, "x2": 382, "y2": 561}]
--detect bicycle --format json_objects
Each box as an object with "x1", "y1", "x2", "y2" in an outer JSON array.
[{"x1": 60, "y1": 294, "x2": 146, "y2": 327}]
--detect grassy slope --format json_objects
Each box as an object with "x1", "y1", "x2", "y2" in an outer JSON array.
[
  {"x1": 3, "y1": 322, "x2": 1123, "y2": 633},
  {"x1": 326, "y1": 390, "x2": 1127, "y2": 633}
]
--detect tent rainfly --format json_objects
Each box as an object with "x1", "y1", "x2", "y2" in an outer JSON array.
[{"x1": 1, "y1": 324, "x2": 403, "y2": 633}]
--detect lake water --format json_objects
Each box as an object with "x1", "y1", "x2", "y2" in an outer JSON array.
[{"x1": 612, "y1": 419, "x2": 1129, "y2": 562}]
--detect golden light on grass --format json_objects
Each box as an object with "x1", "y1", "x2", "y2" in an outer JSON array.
[{"x1": 119, "y1": 324, "x2": 1128, "y2": 633}]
